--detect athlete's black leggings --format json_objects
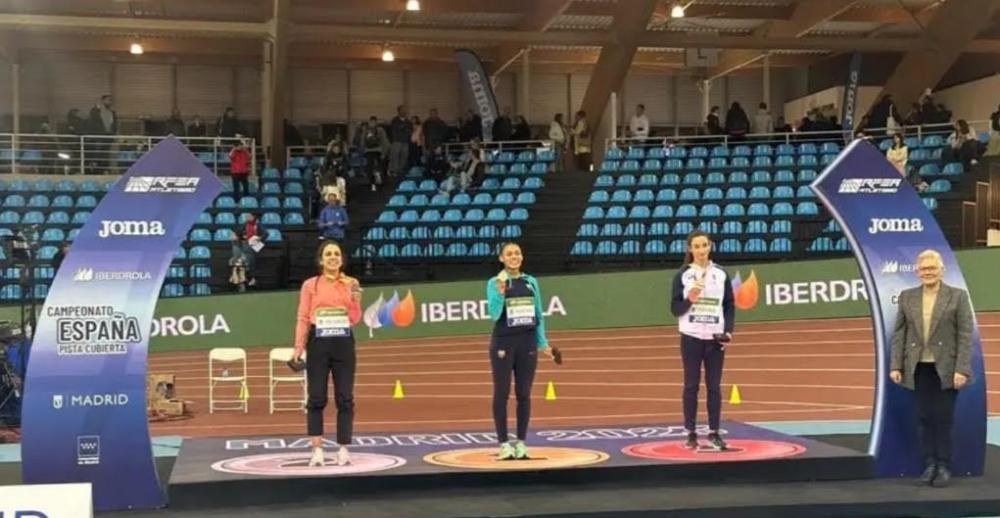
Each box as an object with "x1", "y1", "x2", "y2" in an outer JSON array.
[
  {"x1": 306, "y1": 331, "x2": 355, "y2": 444},
  {"x1": 681, "y1": 334, "x2": 725, "y2": 433},
  {"x1": 489, "y1": 336, "x2": 538, "y2": 443}
]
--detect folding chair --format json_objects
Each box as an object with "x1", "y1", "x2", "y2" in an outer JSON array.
[
  {"x1": 269, "y1": 347, "x2": 307, "y2": 414},
  {"x1": 208, "y1": 347, "x2": 248, "y2": 413}
]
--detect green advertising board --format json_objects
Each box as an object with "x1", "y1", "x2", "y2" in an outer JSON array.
[{"x1": 2, "y1": 248, "x2": 997, "y2": 352}]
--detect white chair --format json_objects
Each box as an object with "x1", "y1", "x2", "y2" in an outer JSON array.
[
  {"x1": 268, "y1": 347, "x2": 307, "y2": 414},
  {"x1": 209, "y1": 347, "x2": 248, "y2": 413}
]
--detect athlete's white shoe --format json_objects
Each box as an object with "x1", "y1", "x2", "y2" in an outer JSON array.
[
  {"x1": 308, "y1": 447, "x2": 325, "y2": 467},
  {"x1": 337, "y1": 446, "x2": 350, "y2": 466}
]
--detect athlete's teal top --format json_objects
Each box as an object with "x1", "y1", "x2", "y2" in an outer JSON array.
[{"x1": 485, "y1": 272, "x2": 549, "y2": 348}]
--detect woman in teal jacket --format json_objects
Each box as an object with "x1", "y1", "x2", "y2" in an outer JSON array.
[{"x1": 486, "y1": 242, "x2": 553, "y2": 460}]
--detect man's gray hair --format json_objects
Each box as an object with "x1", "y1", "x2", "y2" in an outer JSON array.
[{"x1": 916, "y1": 249, "x2": 944, "y2": 267}]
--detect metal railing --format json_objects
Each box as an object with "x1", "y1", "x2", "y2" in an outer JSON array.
[
  {"x1": 605, "y1": 120, "x2": 989, "y2": 155},
  {"x1": 0, "y1": 133, "x2": 256, "y2": 177}
]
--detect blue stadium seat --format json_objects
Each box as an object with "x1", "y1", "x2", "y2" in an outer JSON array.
[
  {"x1": 584, "y1": 206, "x2": 605, "y2": 219},
  {"x1": 398, "y1": 243, "x2": 421, "y2": 258},
  {"x1": 675, "y1": 205, "x2": 697, "y2": 218},
  {"x1": 796, "y1": 202, "x2": 819, "y2": 215},
  {"x1": 754, "y1": 156, "x2": 773, "y2": 168},
  {"x1": 644, "y1": 240, "x2": 667, "y2": 254},
  {"x1": 626, "y1": 147, "x2": 645, "y2": 160},
  {"x1": 745, "y1": 238, "x2": 767, "y2": 253},
  {"x1": 732, "y1": 145, "x2": 752, "y2": 157},
  {"x1": 649, "y1": 222, "x2": 670, "y2": 236},
  {"x1": 679, "y1": 188, "x2": 700, "y2": 201},
  {"x1": 577, "y1": 223, "x2": 600, "y2": 237},
  {"x1": 462, "y1": 209, "x2": 483, "y2": 222},
  {"x1": 46, "y1": 211, "x2": 70, "y2": 224},
  {"x1": 775, "y1": 155, "x2": 795, "y2": 167},
  {"x1": 718, "y1": 239, "x2": 742, "y2": 253},
  {"x1": 652, "y1": 205, "x2": 674, "y2": 218},
  {"x1": 388, "y1": 195, "x2": 407, "y2": 207},
  {"x1": 628, "y1": 206, "x2": 651, "y2": 219},
  {"x1": 774, "y1": 186, "x2": 794, "y2": 199},
  {"x1": 167, "y1": 265, "x2": 186, "y2": 279},
  {"x1": 660, "y1": 174, "x2": 681, "y2": 186},
  {"x1": 261, "y1": 182, "x2": 282, "y2": 194},
  {"x1": 772, "y1": 202, "x2": 793, "y2": 216},
  {"x1": 798, "y1": 143, "x2": 817, "y2": 155},
  {"x1": 595, "y1": 175, "x2": 614, "y2": 188},
  {"x1": 708, "y1": 157, "x2": 727, "y2": 169},
  {"x1": 729, "y1": 157, "x2": 750, "y2": 168},
  {"x1": 667, "y1": 147, "x2": 686, "y2": 158},
  {"x1": 442, "y1": 209, "x2": 462, "y2": 222},
  {"x1": 797, "y1": 169, "x2": 818, "y2": 183},
  {"x1": 530, "y1": 162, "x2": 548, "y2": 175},
  {"x1": 749, "y1": 186, "x2": 770, "y2": 199},
  {"x1": 173, "y1": 247, "x2": 188, "y2": 260},
  {"x1": 22, "y1": 212, "x2": 44, "y2": 224},
  {"x1": 687, "y1": 158, "x2": 706, "y2": 170},
  {"x1": 922, "y1": 197, "x2": 939, "y2": 211},
  {"x1": 798, "y1": 155, "x2": 818, "y2": 167},
  {"x1": 669, "y1": 240, "x2": 686, "y2": 253},
  {"x1": 729, "y1": 171, "x2": 749, "y2": 184},
  {"x1": 419, "y1": 210, "x2": 441, "y2": 223},
  {"x1": 70, "y1": 211, "x2": 90, "y2": 225},
  {"x1": 642, "y1": 159, "x2": 662, "y2": 172},
  {"x1": 210, "y1": 228, "x2": 231, "y2": 241},
  {"x1": 703, "y1": 187, "x2": 723, "y2": 200},
  {"x1": 191, "y1": 264, "x2": 213, "y2": 278},
  {"x1": 509, "y1": 208, "x2": 529, "y2": 220},
  {"x1": 596, "y1": 240, "x2": 618, "y2": 255},
  {"x1": 922, "y1": 135, "x2": 945, "y2": 148},
  {"x1": 689, "y1": 147, "x2": 708, "y2": 158},
  {"x1": 751, "y1": 170, "x2": 771, "y2": 184},
  {"x1": 366, "y1": 227, "x2": 387, "y2": 241},
  {"x1": 664, "y1": 159, "x2": 684, "y2": 171},
  {"x1": 239, "y1": 197, "x2": 259, "y2": 209},
  {"x1": 656, "y1": 189, "x2": 677, "y2": 202},
  {"x1": 721, "y1": 221, "x2": 742, "y2": 234},
  {"x1": 796, "y1": 186, "x2": 814, "y2": 198},
  {"x1": 942, "y1": 163, "x2": 963, "y2": 176},
  {"x1": 0, "y1": 211, "x2": 19, "y2": 224},
  {"x1": 606, "y1": 147, "x2": 625, "y2": 160},
  {"x1": 612, "y1": 190, "x2": 632, "y2": 203},
  {"x1": 283, "y1": 197, "x2": 304, "y2": 210},
  {"x1": 682, "y1": 173, "x2": 701, "y2": 186},
  {"x1": 408, "y1": 194, "x2": 429, "y2": 206},
  {"x1": 770, "y1": 238, "x2": 792, "y2": 253},
  {"x1": 600, "y1": 223, "x2": 623, "y2": 237},
  {"x1": 621, "y1": 160, "x2": 640, "y2": 172},
  {"x1": 699, "y1": 204, "x2": 721, "y2": 218},
  {"x1": 918, "y1": 163, "x2": 940, "y2": 177},
  {"x1": 773, "y1": 169, "x2": 794, "y2": 183},
  {"x1": 525, "y1": 178, "x2": 545, "y2": 189},
  {"x1": 821, "y1": 142, "x2": 841, "y2": 154},
  {"x1": 771, "y1": 220, "x2": 792, "y2": 233},
  {"x1": 423, "y1": 244, "x2": 444, "y2": 257},
  {"x1": 284, "y1": 213, "x2": 305, "y2": 225},
  {"x1": 928, "y1": 179, "x2": 951, "y2": 193},
  {"x1": 433, "y1": 226, "x2": 454, "y2": 239},
  {"x1": 624, "y1": 222, "x2": 646, "y2": 237},
  {"x1": 616, "y1": 175, "x2": 636, "y2": 187},
  {"x1": 746, "y1": 220, "x2": 768, "y2": 234},
  {"x1": 411, "y1": 226, "x2": 431, "y2": 239},
  {"x1": 711, "y1": 146, "x2": 729, "y2": 157},
  {"x1": 189, "y1": 228, "x2": 212, "y2": 242},
  {"x1": 571, "y1": 241, "x2": 594, "y2": 256},
  {"x1": 723, "y1": 204, "x2": 745, "y2": 217},
  {"x1": 418, "y1": 179, "x2": 438, "y2": 192},
  {"x1": 639, "y1": 174, "x2": 659, "y2": 187},
  {"x1": 647, "y1": 147, "x2": 667, "y2": 159},
  {"x1": 448, "y1": 193, "x2": 469, "y2": 205},
  {"x1": 188, "y1": 245, "x2": 210, "y2": 259},
  {"x1": 501, "y1": 225, "x2": 522, "y2": 238},
  {"x1": 215, "y1": 196, "x2": 237, "y2": 208},
  {"x1": 54, "y1": 180, "x2": 76, "y2": 192},
  {"x1": 509, "y1": 163, "x2": 528, "y2": 175},
  {"x1": 41, "y1": 228, "x2": 64, "y2": 242},
  {"x1": 4, "y1": 194, "x2": 25, "y2": 207},
  {"x1": 378, "y1": 244, "x2": 399, "y2": 258},
  {"x1": 51, "y1": 195, "x2": 73, "y2": 208},
  {"x1": 599, "y1": 160, "x2": 619, "y2": 173},
  {"x1": 725, "y1": 187, "x2": 747, "y2": 200},
  {"x1": 634, "y1": 189, "x2": 655, "y2": 203},
  {"x1": 754, "y1": 144, "x2": 773, "y2": 156},
  {"x1": 747, "y1": 203, "x2": 769, "y2": 217},
  {"x1": 619, "y1": 240, "x2": 640, "y2": 255},
  {"x1": 536, "y1": 149, "x2": 555, "y2": 163},
  {"x1": 589, "y1": 191, "x2": 610, "y2": 203},
  {"x1": 607, "y1": 206, "x2": 627, "y2": 219},
  {"x1": 705, "y1": 172, "x2": 726, "y2": 185},
  {"x1": 820, "y1": 154, "x2": 837, "y2": 165},
  {"x1": 75, "y1": 195, "x2": 97, "y2": 208},
  {"x1": 446, "y1": 243, "x2": 468, "y2": 257}
]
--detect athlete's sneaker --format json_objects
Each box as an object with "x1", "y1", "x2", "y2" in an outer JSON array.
[
  {"x1": 513, "y1": 440, "x2": 528, "y2": 460},
  {"x1": 684, "y1": 432, "x2": 699, "y2": 450},
  {"x1": 308, "y1": 447, "x2": 325, "y2": 467},
  {"x1": 337, "y1": 446, "x2": 350, "y2": 466},
  {"x1": 707, "y1": 433, "x2": 728, "y2": 451},
  {"x1": 497, "y1": 442, "x2": 516, "y2": 460}
]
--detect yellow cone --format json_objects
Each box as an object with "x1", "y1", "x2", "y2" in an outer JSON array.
[
  {"x1": 393, "y1": 379, "x2": 405, "y2": 399},
  {"x1": 729, "y1": 384, "x2": 741, "y2": 405},
  {"x1": 239, "y1": 381, "x2": 249, "y2": 401},
  {"x1": 545, "y1": 381, "x2": 557, "y2": 401}
]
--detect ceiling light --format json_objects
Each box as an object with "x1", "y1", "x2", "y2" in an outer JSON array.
[
  {"x1": 406, "y1": 0, "x2": 420, "y2": 11},
  {"x1": 381, "y1": 47, "x2": 395, "y2": 62},
  {"x1": 671, "y1": 4, "x2": 685, "y2": 18},
  {"x1": 129, "y1": 42, "x2": 144, "y2": 55}
]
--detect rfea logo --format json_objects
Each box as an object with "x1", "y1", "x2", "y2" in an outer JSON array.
[
  {"x1": 731, "y1": 270, "x2": 759, "y2": 310},
  {"x1": 363, "y1": 291, "x2": 416, "y2": 336}
]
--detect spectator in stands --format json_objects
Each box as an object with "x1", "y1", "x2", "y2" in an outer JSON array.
[
  {"x1": 752, "y1": 102, "x2": 773, "y2": 135},
  {"x1": 549, "y1": 113, "x2": 567, "y2": 172},
  {"x1": 628, "y1": 104, "x2": 650, "y2": 142},
  {"x1": 165, "y1": 109, "x2": 186, "y2": 137},
  {"x1": 890, "y1": 249, "x2": 974, "y2": 488},
  {"x1": 228, "y1": 139, "x2": 252, "y2": 201},
  {"x1": 218, "y1": 107, "x2": 240, "y2": 138},
  {"x1": 571, "y1": 110, "x2": 592, "y2": 172},
  {"x1": 426, "y1": 145, "x2": 450, "y2": 181},
  {"x1": 886, "y1": 133, "x2": 907, "y2": 173},
  {"x1": 187, "y1": 115, "x2": 207, "y2": 138},
  {"x1": 409, "y1": 115, "x2": 424, "y2": 168},
  {"x1": 439, "y1": 139, "x2": 484, "y2": 194},
  {"x1": 242, "y1": 213, "x2": 266, "y2": 285},
  {"x1": 705, "y1": 106, "x2": 722, "y2": 135},
  {"x1": 356, "y1": 116, "x2": 388, "y2": 190},
  {"x1": 460, "y1": 109, "x2": 483, "y2": 142},
  {"x1": 320, "y1": 142, "x2": 348, "y2": 208},
  {"x1": 868, "y1": 95, "x2": 899, "y2": 135},
  {"x1": 511, "y1": 116, "x2": 531, "y2": 141},
  {"x1": 424, "y1": 108, "x2": 449, "y2": 154},
  {"x1": 904, "y1": 103, "x2": 923, "y2": 127},
  {"x1": 88, "y1": 94, "x2": 117, "y2": 135},
  {"x1": 65, "y1": 109, "x2": 85, "y2": 135},
  {"x1": 228, "y1": 234, "x2": 250, "y2": 293},
  {"x1": 52, "y1": 241, "x2": 69, "y2": 272},
  {"x1": 388, "y1": 105, "x2": 412, "y2": 178},
  {"x1": 987, "y1": 104, "x2": 1000, "y2": 157},
  {"x1": 947, "y1": 119, "x2": 980, "y2": 171},
  {"x1": 493, "y1": 107, "x2": 513, "y2": 142},
  {"x1": 774, "y1": 116, "x2": 792, "y2": 134},
  {"x1": 724, "y1": 102, "x2": 750, "y2": 141},
  {"x1": 318, "y1": 192, "x2": 349, "y2": 241}
]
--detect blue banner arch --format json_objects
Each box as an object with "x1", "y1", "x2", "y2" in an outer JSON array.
[
  {"x1": 21, "y1": 137, "x2": 223, "y2": 510},
  {"x1": 811, "y1": 139, "x2": 986, "y2": 477}
]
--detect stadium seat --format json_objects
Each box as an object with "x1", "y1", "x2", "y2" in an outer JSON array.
[
  {"x1": 751, "y1": 170, "x2": 771, "y2": 183},
  {"x1": 669, "y1": 240, "x2": 686, "y2": 254},
  {"x1": 747, "y1": 203, "x2": 769, "y2": 217},
  {"x1": 464, "y1": 209, "x2": 485, "y2": 222},
  {"x1": 797, "y1": 169, "x2": 818, "y2": 183},
  {"x1": 644, "y1": 240, "x2": 667, "y2": 254},
  {"x1": 729, "y1": 171, "x2": 749, "y2": 184},
  {"x1": 584, "y1": 207, "x2": 605, "y2": 219},
  {"x1": 745, "y1": 238, "x2": 767, "y2": 253},
  {"x1": 46, "y1": 211, "x2": 70, "y2": 225},
  {"x1": 284, "y1": 213, "x2": 305, "y2": 225},
  {"x1": 770, "y1": 238, "x2": 792, "y2": 253},
  {"x1": 723, "y1": 204, "x2": 745, "y2": 217},
  {"x1": 705, "y1": 172, "x2": 726, "y2": 185},
  {"x1": 649, "y1": 222, "x2": 670, "y2": 236},
  {"x1": 664, "y1": 159, "x2": 684, "y2": 171},
  {"x1": 774, "y1": 170, "x2": 795, "y2": 183},
  {"x1": 656, "y1": 189, "x2": 677, "y2": 202},
  {"x1": 596, "y1": 241, "x2": 618, "y2": 255},
  {"x1": 652, "y1": 205, "x2": 674, "y2": 218},
  {"x1": 642, "y1": 159, "x2": 662, "y2": 172},
  {"x1": 616, "y1": 175, "x2": 636, "y2": 188},
  {"x1": 749, "y1": 186, "x2": 770, "y2": 199},
  {"x1": 675, "y1": 205, "x2": 697, "y2": 218},
  {"x1": 501, "y1": 224, "x2": 521, "y2": 238},
  {"x1": 718, "y1": 239, "x2": 741, "y2": 253},
  {"x1": 571, "y1": 241, "x2": 594, "y2": 256},
  {"x1": 796, "y1": 202, "x2": 819, "y2": 215},
  {"x1": 942, "y1": 163, "x2": 963, "y2": 176},
  {"x1": 509, "y1": 208, "x2": 529, "y2": 221},
  {"x1": 922, "y1": 197, "x2": 939, "y2": 211},
  {"x1": 682, "y1": 173, "x2": 702, "y2": 185},
  {"x1": 721, "y1": 221, "x2": 742, "y2": 234},
  {"x1": 661, "y1": 174, "x2": 681, "y2": 186},
  {"x1": 746, "y1": 220, "x2": 768, "y2": 234},
  {"x1": 928, "y1": 179, "x2": 951, "y2": 193},
  {"x1": 679, "y1": 188, "x2": 700, "y2": 201},
  {"x1": 753, "y1": 156, "x2": 773, "y2": 168},
  {"x1": 687, "y1": 158, "x2": 706, "y2": 170},
  {"x1": 754, "y1": 144, "x2": 773, "y2": 156},
  {"x1": 698, "y1": 221, "x2": 718, "y2": 234},
  {"x1": 771, "y1": 220, "x2": 792, "y2": 234},
  {"x1": 606, "y1": 147, "x2": 625, "y2": 160},
  {"x1": 628, "y1": 206, "x2": 651, "y2": 219},
  {"x1": 606, "y1": 206, "x2": 627, "y2": 219},
  {"x1": 774, "y1": 186, "x2": 794, "y2": 199},
  {"x1": 639, "y1": 174, "x2": 659, "y2": 187}
]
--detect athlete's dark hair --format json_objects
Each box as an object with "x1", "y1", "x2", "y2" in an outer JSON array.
[
  {"x1": 315, "y1": 240, "x2": 344, "y2": 275},
  {"x1": 682, "y1": 230, "x2": 711, "y2": 266}
]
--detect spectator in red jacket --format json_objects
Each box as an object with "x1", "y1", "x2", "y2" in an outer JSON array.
[{"x1": 229, "y1": 139, "x2": 252, "y2": 201}]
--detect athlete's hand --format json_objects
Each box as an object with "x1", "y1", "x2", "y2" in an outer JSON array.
[
  {"x1": 540, "y1": 346, "x2": 554, "y2": 360},
  {"x1": 293, "y1": 347, "x2": 305, "y2": 362},
  {"x1": 889, "y1": 370, "x2": 902, "y2": 384},
  {"x1": 496, "y1": 272, "x2": 508, "y2": 294},
  {"x1": 687, "y1": 287, "x2": 702, "y2": 303},
  {"x1": 954, "y1": 372, "x2": 968, "y2": 389},
  {"x1": 350, "y1": 280, "x2": 363, "y2": 302}
]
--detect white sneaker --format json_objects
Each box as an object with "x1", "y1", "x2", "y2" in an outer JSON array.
[
  {"x1": 308, "y1": 447, "x2": 325, "y2": 467},
  {"x1": 337, "y1": 446, "x2": 350, "y2": 466}
]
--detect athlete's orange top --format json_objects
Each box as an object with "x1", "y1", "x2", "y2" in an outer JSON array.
[{"x1": 294, "y1": 274, "x2": 363, "y2": 349}]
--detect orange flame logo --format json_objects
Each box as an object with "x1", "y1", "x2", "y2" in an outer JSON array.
[
  {"x1": 391, "y1": 290, "x2": 416, "y2": 327},
  {"x1": 733, "y1": 270, "x2": 759, "y2": 310}
]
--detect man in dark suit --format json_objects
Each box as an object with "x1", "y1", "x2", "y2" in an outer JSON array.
[{"x1": 890, "y1": 249, "x2": 974, "y2": 488}]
